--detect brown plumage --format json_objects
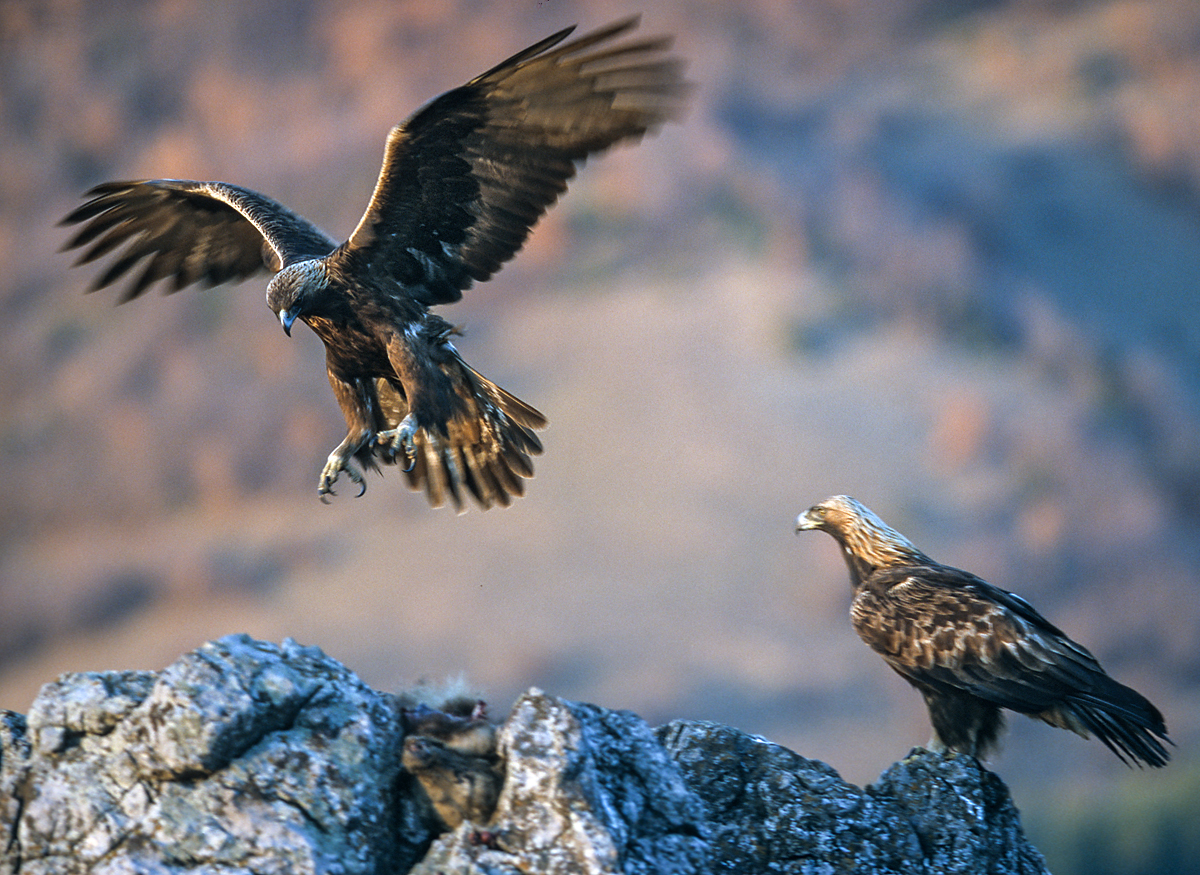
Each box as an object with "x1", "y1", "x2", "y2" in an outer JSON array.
[
  {"x1": 796, "y1": 495, "x2": 1171, "y2": 766},
  {"x1": 60, "y1": 18, "x2": 688, "y2": 510},
  {"x1": 401, "y1": 700, "x2": 502, "y2": 830}
]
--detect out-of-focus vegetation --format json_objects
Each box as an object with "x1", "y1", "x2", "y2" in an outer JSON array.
[{"x1": 1027, "y1": 758, "x2": 1200, "y2": 875}]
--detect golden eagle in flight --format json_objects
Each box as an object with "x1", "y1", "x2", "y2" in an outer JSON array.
[
  {"x1": 796, "y1": 495, "x2": 1171, "y2": 767},
  {"x1": 60, "y1": 18, "x2": 688, "y2": 510}
]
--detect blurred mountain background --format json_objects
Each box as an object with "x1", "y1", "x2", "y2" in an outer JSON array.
[{"x1": 2, "y1": 0, "x2": 1199, "y2": 871}]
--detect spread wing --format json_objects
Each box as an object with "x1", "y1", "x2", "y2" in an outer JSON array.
[
  {"x1": 60, "y1": 180, "x2": 338, "y2": 301},
  {"x1": 859, "y1": 565, "x2": 1108, "y2": 713},
  {"x1": 336, "y1": 16, "x2": 689, "y2": 305}
]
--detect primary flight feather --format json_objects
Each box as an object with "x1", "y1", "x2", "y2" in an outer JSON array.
[{"x1": 61, "y1": 17, "x2": 688, "y2": 510}]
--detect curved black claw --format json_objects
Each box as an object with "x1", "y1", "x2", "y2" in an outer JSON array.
[
  {"x1": 319, "y1": 481, "x2": 339, "y2": 505},
  {"x1": 318, "y1": 451, "x2": 367, "y2": 502},
  {"x1": 376, "y1": 415, "x2": 418, "y2": 473}
]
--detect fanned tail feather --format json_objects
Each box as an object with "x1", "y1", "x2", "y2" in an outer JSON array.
[
  {"x1": 368, "y1": 363, "x2": 545, "y2": 512},
  {"x1": 1068, "y1": 704, "x2": 1171, "y2": 767}
]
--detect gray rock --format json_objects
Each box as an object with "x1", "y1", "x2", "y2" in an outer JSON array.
[
  {"x1": 660, "y1": 721, "x2": 1049, "y2": 874},
  {"x1": 0, "y1": 710, "x2": 29, "y2": 867},
  {"x1": 412, "y1": 691, "x2": 708, "y2": 875},
  {"x1": 2, "y1": 635, "x2": 425, "y2": 875},
  {"x1": 0, "y1": 636, "x2": 1049, "y2": 875},
  {"x1": 871, "y1": 750, "x2": 1049, "y2": 875}
]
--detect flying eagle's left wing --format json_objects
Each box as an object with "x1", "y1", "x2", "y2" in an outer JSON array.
[
  {"x1": 337, "y1": 16, "x2": 689, "y2": 306},
  {"x1": 61, "y1": 180, "x2": 338, "y2": 301}
]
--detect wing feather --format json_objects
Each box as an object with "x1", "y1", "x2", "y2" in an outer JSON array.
[
  {"x1": 338, "y1": 16, "x2": 689, "y2": 305},
  {"x1": 61, "y1": 180, "x2": 338, "y2": 300},
  {"x1": 861, "y1": 567, "x2": 1110, "y2": 713}
]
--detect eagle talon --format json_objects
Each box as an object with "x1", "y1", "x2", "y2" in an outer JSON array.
[
  {"x1": 318, "y1": 453, "x2": 366, "y2": 501},
  {"x1": 376, "y1": 416, "x2": 418, "y2": 472}
]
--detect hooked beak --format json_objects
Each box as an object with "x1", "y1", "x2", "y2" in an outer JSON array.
[
  {"x1": 279, "y1": 308, "x2": 299, "y2": 337},
  {"x1": 795, "y1": 510, "x2": 819, "y2": 533}
]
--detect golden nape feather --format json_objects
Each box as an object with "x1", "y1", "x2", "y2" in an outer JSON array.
[{"x1": 797, "y1": 495, "x2": 1171, "y2": 767}]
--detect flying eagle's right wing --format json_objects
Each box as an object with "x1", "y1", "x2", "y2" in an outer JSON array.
[
  {"x1": 60, "y1": 179, "x2": 338, "y2": 301},
  {"x1": 338, "y1": 17, "x2": 689, "y2": 306}
]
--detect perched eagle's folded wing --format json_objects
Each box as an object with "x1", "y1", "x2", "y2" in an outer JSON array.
[
  {"x1": 61, "y1": 179, "x2": 338, "y2": 301},
  {"x1": 872, "y1": 566, "x2": 1108, "y2": 709},
  {"x1": 863, "y1": 561, "x2": 1170, "y2": 765}
]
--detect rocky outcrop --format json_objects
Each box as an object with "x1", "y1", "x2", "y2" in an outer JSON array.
[{"x1": 0, "y1": 635, "x2": 1048, "y2": 874}]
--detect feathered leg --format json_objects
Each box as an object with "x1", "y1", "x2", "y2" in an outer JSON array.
[
  {"x1": 318, "y1": 369, "x2": 380, "y2": 500},
  {"x1": 920, "y1": 684, "x2": 1005, "y2": 758},
  {"x1": 377, "y1": 320, "x2": 545, "y2": 510}
]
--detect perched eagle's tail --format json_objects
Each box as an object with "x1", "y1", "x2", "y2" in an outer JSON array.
[
  {"x1": 370, "y1": 361, "x2": 545, "y2": 512},
  {"x1": 1044, "y1": 674, "x2": 1172, "y2": 767}
]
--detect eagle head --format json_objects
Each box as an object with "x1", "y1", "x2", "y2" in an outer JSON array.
[
  {"x1": 796, "y1": 495, "x2": 875, "y2": 535},
  {"x1": 266, "y1": 260, "x2": 330, "y2": 336},
  {"x1": 796, "y1": 495, "x2": 928, "y2": 571}
]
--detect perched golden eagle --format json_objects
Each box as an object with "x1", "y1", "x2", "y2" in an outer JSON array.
[
  {"x1": 60, "y1": 18, "x2": 688, "y2": 510},
  {"x1": 796, "y1": 495, "x2": 1170, "y2": 766}
]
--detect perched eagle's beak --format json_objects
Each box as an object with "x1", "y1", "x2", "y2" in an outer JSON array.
[
  {"x1": 795, "y1": 509, "x2": 820, "y2": 532},
  {"x1": 279, "y1": 308, "x2": 298, "y2": 337}
]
